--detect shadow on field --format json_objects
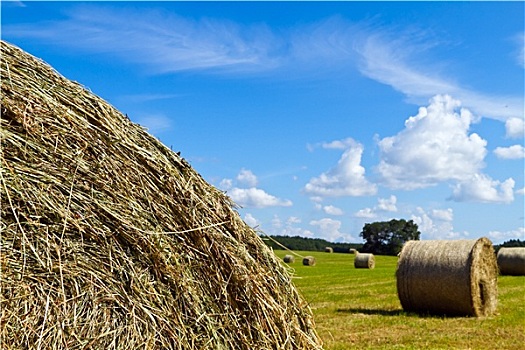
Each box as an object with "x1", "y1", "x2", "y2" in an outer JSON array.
[{"x1": 336, "y1": 307, "x2": 404, "y2": 316}]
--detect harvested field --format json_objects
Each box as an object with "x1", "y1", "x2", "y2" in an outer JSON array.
[{"x1": 275, "y1": 250, "x2": 525, "y2": 350}]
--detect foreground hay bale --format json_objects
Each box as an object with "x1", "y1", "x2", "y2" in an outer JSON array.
[
  {"x1": 497, "y1": 247, "x2": 525, "y2": 276},
  {"x1": 396, "y1": 238, "x2": 498, "y2": 317},
  {"x1": 324, "y1": 247, "x2": 333, "y2": 253},
  {"x1": 283, "y1": 255, "x2": 295, "y2": 263},
  {"x1": 0, "y1": 40, "x2": 322, "y2": 350},
  {"x1": 303, "y1": 256, "x2": 316, "y2": 266},
  {"x1": 354, "y1": 253, "x2": 375, "y2": 269}
]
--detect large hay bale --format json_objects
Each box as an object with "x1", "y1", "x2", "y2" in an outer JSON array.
[
  {"x1": 324, "y1": 247, "x2": 333, "y2": 253},
  {"x1": 0, "y1": 41, "x2": 322, "y2": 349},
  {"x1": 354, "y1": 253, "x2": 375, "y2": 269},
  {"x1": 283, "y1": 254, "x2": 295, "y2": 263},
  {"x1": 396, "y1": 238, "x2": 498, "y2": 317},
  {"x1": 497, "y1": 247, "x2": 525, "y2": 276},
  {"x1": 303, "y1": 256, "x2": 316, "y2": 266}
]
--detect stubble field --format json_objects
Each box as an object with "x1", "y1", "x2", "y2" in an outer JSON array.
[{"x1": 273, "y1": 250, "x2": 525, "y2": 349}]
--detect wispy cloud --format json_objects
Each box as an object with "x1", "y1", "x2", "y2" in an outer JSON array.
[
  {"x1": 116, "y1": 93, "x2": 183, "y2": 105},
  {"x1": 133, "y1": 114, "x2": 173, "y2": 134},
  {"x1": 355, "y1": 29, "x2": 524, "y2": 120},
  {"x1": 5, "y1": 4, "x2": 522, "y2": 120},
  {"x1": 4, "y1": 5, "x2": 281, "y2": 74},
  {"x1": 514, "y1": 32, "x2": 525, "y2": 69}
]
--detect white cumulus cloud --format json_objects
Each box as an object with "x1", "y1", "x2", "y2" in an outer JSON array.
[
  {"x1": 377, "y1": 195, "x2": 397, "y2": 212},
  {"x1": 494, "y1": 145, "x2": 525, "y2": 159},
  {"x1": 221, "y1": 169, "x2": 292, "y2": 208},
  {"x1": 304, "y1": 138, "x2": 377, "y2": 197},
  {"x1": 229, "y1": 187, "x2": 292, "y2": 208},
  {"x1": 450, "y1": 174, "x2": 515, "y2": 204},
  {"x1": 488, "y1": 227, "x2": 525, "y2": 243},
  {"x1": 236, "y1": 168, "x2": 258, "y2": 187},
  {"x1": 243, "y1": 213, "x2": 260, "y2": 228},
  {"x1": 377, "y1": 95, "x2": 487, "y2": 190},
  {"x1": 309, "y1": 218, "x2": 356, "y2": 242},
  {"x1": 410, "y1": 207, "x2": 461, "y2": 240},
  {"x1": 353, "y1": 207, "x2": 377, "y2": 219},
  {"x1": 353, "y1": 195, "x2": 398, "y2": 219},
  {"x1": 323, "y1": 205, "x2": 344, "y2": 216},
  {"x1": 505, "y1": 117, "x2": 525, "y2": 139}
]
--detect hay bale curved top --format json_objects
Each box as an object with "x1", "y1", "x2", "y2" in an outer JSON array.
[{"x1": 0, "y1": 41, "x2": 322, "y2": 349}]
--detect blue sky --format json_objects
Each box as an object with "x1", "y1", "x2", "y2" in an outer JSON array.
[{"x1": 2, "y1": 1, "x2": 524, "y2": 244}]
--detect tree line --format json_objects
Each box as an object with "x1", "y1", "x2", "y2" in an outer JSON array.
[{"x1": 261, "y1": 219, "x2": 522, "y2": 256}]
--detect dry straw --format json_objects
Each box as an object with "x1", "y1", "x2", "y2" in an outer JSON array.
[
  {"x1": 396, "y1": 238, "x2": 498, "y2": 317},
  {"x1": 354, "y1": 253, "x2": 375, "y2": 269},
  {"x1": 283, "y1": 255, "x2": 295, "y2": 264},
  {"x1": 497, "y1": 247, "x2": 525, "y2": 276},
  {"x1": 0, "y1": 41, "x2": 322, "y2": 349},
  {"x1": 349, "y1": 248, "x2": 358, "y2": 254},
  {"x1": 324, "y1": 247, "x2": 333, "y2": 253},
  {"x1": 303, "y1": 256, "x2": 316, "y2": 266}
]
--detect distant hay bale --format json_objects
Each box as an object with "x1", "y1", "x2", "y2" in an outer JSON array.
[
  {"x1": 497, "y1": 248, "x2": 525, "y2": 276},
  {"x1": 354, "y1": 253, "x2": 375, "y2": 269},
  {"x1": 303, "y1": 256, "x2": 316, "y2": 266},
  {"x1": 396, "y1": 238, "x2": 498, "y2": 317},
  {"x1": 349, "y1": 248, "x2": 358, "y2": 254},
  {"x1": 283, "y1": 255, "x2": 295, "y2": 263},
  {"x1": 325, "y1": 247, "x2": 333, "y2": 253},
  {"x1": 0, "y1": 40, "x2": 322, "y2": 349}
]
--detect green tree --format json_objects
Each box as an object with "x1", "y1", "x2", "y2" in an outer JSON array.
[{"x1": 360, "y1": 219, "x2": 420, "y2": 255}]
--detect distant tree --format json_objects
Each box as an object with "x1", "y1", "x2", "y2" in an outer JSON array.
[
  {"x1": 360, "y1": 219, "x2": 420, "y2": 255},
  {"x1": 494, "y1": 239, "x2": 525, "y2": 253},
  {"x1": 260, "y1": 235, "x2": 362, "y2": 253}
]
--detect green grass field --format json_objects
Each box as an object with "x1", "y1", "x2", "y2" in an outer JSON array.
[{"x1": 274, "y1": 250, "x2": 525, "y2": 349}]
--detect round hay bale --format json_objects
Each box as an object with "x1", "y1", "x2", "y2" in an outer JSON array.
[
  {"x1": 303, "y1": 256, "x2": 316, "y2": 266},
  {"x1": 325, "y1": 247, "x2": 333, "y2": 253},
  {"x1": 283, "y1": 254, "x2": 295, "y2": 263},
  {"x1": 349, "y1": 248, "x2": 358, "y2": 254},
  {"x1": 396, "y1": 238, "x2": 498, "y2": 317},
  {"x1": 497, "y1": 247, "x2": 525, "y2": 276},
  {"x1": 0, "y1": 41, "x2": 322, "y2": 349},
  {"x1": 354, "y1": 253, "x2": 375, "y2": 269}
]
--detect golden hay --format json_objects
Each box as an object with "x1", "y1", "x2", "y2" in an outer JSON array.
[
  {"x1": 354, "y1": 253, "x2": 375, "y2": 269},
  {"x1": 349, "y1": 248, "x2": 358, "y2": 254},
  {"x1": 0, "y1": 40, "x2": 322, "y2": 349},
  {"x1": 324, "y1": 247, "x2": 333, "y2": 253},
  {"x1": 396, "y1": 238, "x2": 498, "y2": 317},
  {"x1": 283, "y1": 255, "x2": 295, "y2": 264},
  {"x1": 497, "y1": 247, "x2": 525, "y2": 276},
  {"x1": 302, "y1": 256, "x2": 316, "y2": 266}
]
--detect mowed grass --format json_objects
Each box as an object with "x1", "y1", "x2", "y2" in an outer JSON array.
[{"x1": 274, "y1": 251, "x2": 525, "y2": 349}]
